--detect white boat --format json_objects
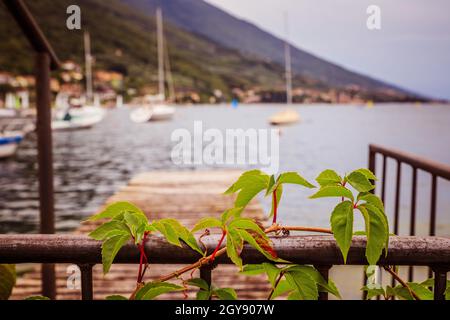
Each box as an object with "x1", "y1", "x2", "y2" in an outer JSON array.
[
  {"x1": 52, "y1": 106, "x2": 105, "y2": 131},
  {"x1": 0, "y1": 135, "x2": 23, "y2": 159},
  {"x1": 130, "y1": 8, "x2": 176, "y2": 123},
  {"x1": 269, "y1": 109, "x2": 300, "y2": 126}
]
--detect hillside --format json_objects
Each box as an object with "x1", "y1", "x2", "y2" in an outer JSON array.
[
  {"x1": 124, "y1": 0, "x2": 418, "y2": 96},
  {"x1": 1, "y1": 0, "x2": 313, "y2": 101},
  {"x1": 0, "y1": 0, "x2": 425, "y2": 102}
]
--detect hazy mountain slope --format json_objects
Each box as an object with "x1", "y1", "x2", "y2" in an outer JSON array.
[
  {"x1": 1, "y1": 0, "x2": 305, "y2": 99},
  {"x1": 124, "y1": 0, "x2": 412, "y2": 94}
]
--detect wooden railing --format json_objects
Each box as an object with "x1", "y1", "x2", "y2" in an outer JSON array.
[{"x1": 1, "y1": 234, "x2": 449, "y2": 300}]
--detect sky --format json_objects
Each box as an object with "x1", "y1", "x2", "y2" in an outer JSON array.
[{"x1": 205, "y1": 0, "x2": 450, "y2": 100}]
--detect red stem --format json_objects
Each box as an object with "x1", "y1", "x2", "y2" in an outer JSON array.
[
  {"x1": 210, "y1": 230, "x2": 226, "y2": 262},
  {"x1": 272, "y1": 189, "x2": 278, "y2": 224}
]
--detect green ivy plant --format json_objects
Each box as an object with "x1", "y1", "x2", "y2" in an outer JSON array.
[{"x1": 1, "y1": 168, "x2": 448, "y2": 301}]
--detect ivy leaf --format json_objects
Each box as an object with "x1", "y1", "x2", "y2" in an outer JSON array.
[
  {"x1": 330, "y1": 201, "x2": 354, "y2": 263},
  {"x1": 226, "y1": 228, "x2": 243, "y2": 269},
  {"x1": 270, "y1": 280, "x2": 292, "y2": 300},
  {"x1": 224, "y1": 170, "x2": 270, "y2": 208},
  {"x1": 0, "y1": 264, "x2": 16, "y2": 300},
  {"x1": 361, "y1": 286, "x2": 385, "y2": 300},
  {"x1": 408, "y1": 283, "x2": 433, "y2": 300},
  {"x1": 105, "y1": 295, "x2": 128, "y2": 300},
  {"x1": 241, "y1": 264, "x2": 266, "y2": 276},
  {"x1": 358, "y1": 204, "x2": 389, "y2": 265},
  {"x1": 191, "y1": 217, "x2": 223, "y2": 233},
  {"x1": 24, "y1": 296, "x2": 51, "y2": 300},
  {"x1": 285, "y1": 265, "x2": 341, "y2": 299},
  {"x1": 284, "y1": 270, "x2": 318, "y2": 300},
  {"x1": 221, "y1": 207, "x2": 244, "y2": 225},
  {"x1": 196, "y1": 290, "x2": 211, "y2": 300},
  {"x1": 101, "y1": 233, "x2": 131, "y2": 274},
  {"x1": 135, "y1": 282, "x2": 184, "y2": 300},
  {"x1": 309, "y1": 186, "x2": 354, "y2": 201},
  {"x1": 187, "y1": 278, "x2": 210, "y2": 291},
  {"x1": 263, "y1": 263, "x2": 282, "y2": 287},
  {"x1": 89, "y1": 201, "x2": 145, "y2": 221},
  {"x1": 237, "y1": 229, "x2": 279, "y2": 262},
  {"x1": 354, "y1": 168, "x2": 377, "y2": 181},
  {"x1": 316, "y1": 170, "x2": 342, "y2": 187},
  {"x1": 228, "y1": 218, "x2": 266, "y2": 238},
  {"x1": 154, "y1": 219, "x2": 203, "y2": 254},
  {"x1": 276, "y1": 172, "x2": 315, "y2": 189},
  {"x1": 89, "y1": 220, "x2": 130, "y2": 241},
  {"x1": 346, "y1": 171, "x2": 374, "y2": 193},
  {"x1": 287, "y1": 291, "x2": 302, "y2": 300},
  {"x1": 213, "y1": 288, "x2": 237, "y2": 300},
  {"x1": 124, "y1": 212, "x2": 148, "y2": 244}
]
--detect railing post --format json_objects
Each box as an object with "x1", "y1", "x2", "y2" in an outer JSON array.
[
  {"x1": 36, "y1": 51, "x2": 56, "y2": 300},
  {"x1": 315, "y1": 265, "x2": 331, "y2": 300},
  {"x1": 432, "y1": 267, "x2": 448, "y2": 301},
  {"x1": 79, "y1": 264, "x2": 94, "y2": 300},
  {"x1": 200, "y1": 265, "x2": 212, "y2": 289}
]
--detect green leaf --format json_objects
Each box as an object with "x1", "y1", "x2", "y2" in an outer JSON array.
[
  {"x1": 101, "y1": 233, "x2": 131, "y2": 274},
  {"x1": 24, "y1": 296, "x2": 51, "y2": 300},
  {"x1": 196, "y1": 290, "x2": 211, "y2": 300},
  {"x1": 226, "y1": 229, "x2": 243, "y2": 269},
  {"x1": 241, "y1": 264, "x2": 266, "y2": 276},
  {"x1": 316, "y1": 170, "x2": 342, "y2": 187},
  {"x1": 270, "y1": 280, "x2": 292, "y2": 300},
  {"x1": 228, "y1": 218, "x2": 266, "y2": 238},
  {"x1": 408, "y1": 283, "x2": 433, "y2": 300},
  {"x1": 237, "y1": 229, "x2": 279, "y2": 262},
  {"x1": 309, "y1": 186, "x2": 354, "y2": 201},
  {"x1": 105, "y1": 295, "x2": 128, "y2": 300},
  {"x1": 358, "y1": 193, "x2": 385, "y2": 213},
  {"x1": 361, "y1": 286, "x2": 385, "y2": 300},
  {"x1": 191, "y1": 217, "x2": 223, "y2": 233},
  {"x1": 347, "y1": 171, "x2": 374, "y2": 193},
  {"x1": 89, "y1": 201, "x2": 145, "y2": 221},
  {"x1": 213, "y1": 288, "x2": 237, "y2": 300},
  {"x1": 445, "y1": 286, "x2": 450, "y2": 300},
  {"x1": 187, "y1": 278, "x2": 210, "y2": 291},
  {"x1": 224, "y1": 170, "x2": 270, "y2": 208},
  {"x1": 88, "y1": 221, "x2": 130, "y2": 241},
  {"x1": 0, "y1": 264, "x2": 16, "y2": 300},
  {"x1": 221, "y1": 208, "x2": 244, "y2": 225},
  {"x1": 354, "y1": 168, "x2": 377, "y2": 181},
  {"x1": 285, "y1": 265, "x2": 341, "y2": 299},
  {"x1": 284, "y1": 270, "x2": 318, "y2": 300},
  {"x1": 124, "y1": 212, "x2": 148, "y2": 244},
  {"x1": 135, "y1": 282, "x2": 184, "y2": 300},
  {"x1": 287, "y1": 291, "x2": 302, "y2": 300},
  {"x1": 276, "y1": 172, "x2": 315, "y2": 188},
  {"x1": 263, "y1": 263, "x2": 282, "y2": 287},
  {"x1": 154, "y1": 219, "x2": 203, "y2": 254},
  {"x1": 330, "y1": 201, "x2": 354, "y2": 263},
  {"x1": 358, "y1": 204, "x2": 389, "y2": 265}
]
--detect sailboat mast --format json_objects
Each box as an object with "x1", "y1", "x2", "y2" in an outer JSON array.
[
  {"x1": 84, "y1": 31, "x2": 93, "y2": 105},
  {"x1": 284, "y1": 13, "x2": 293, "y2": 105},
  {"x1": 156, "y1": 7, "x2": 165, "y2": 100}
]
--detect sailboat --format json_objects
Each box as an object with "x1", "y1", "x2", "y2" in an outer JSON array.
[
  {"x1": 269, "y1": 13, "x2": 300, "y2": 126},
  {"x1": 130, "y1": 7, "x2": 175, "y2": 123},
  {"x1": 52, "y1": 31, "x2": 105, "y2": 131}
]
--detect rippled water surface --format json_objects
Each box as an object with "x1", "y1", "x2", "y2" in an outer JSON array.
[{"x1": 1, "y1": 104, "x2": 450, "y2": 235}]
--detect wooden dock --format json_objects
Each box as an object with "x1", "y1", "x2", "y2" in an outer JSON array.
[{"x1": 11, "y1": 170, "x2": 270, "y2": 300}]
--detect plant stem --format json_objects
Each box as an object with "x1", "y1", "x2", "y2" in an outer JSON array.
[
  {"x1": 383, "y1": 266, "x2": 421, "y2": 300},
  {"x1": 157, "y1": 225, "x2": 332, "y2": 283},
  {"x1": 267, "y1": 272, "x2": 284, "y2": 300},
  {"x1": 265, "y1": 225, "x2": 333, "y2": 234},
  {"x1": 210, "y1": 230, "x2": 226, "y2": 262},
  {"x1": 272, "y1": 189, "x2": 278, "y2": 225}
]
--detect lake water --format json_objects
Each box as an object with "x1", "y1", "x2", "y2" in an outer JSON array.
[{"x1": 1, "y1": 104, "x2": 450, "y2": 236}]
